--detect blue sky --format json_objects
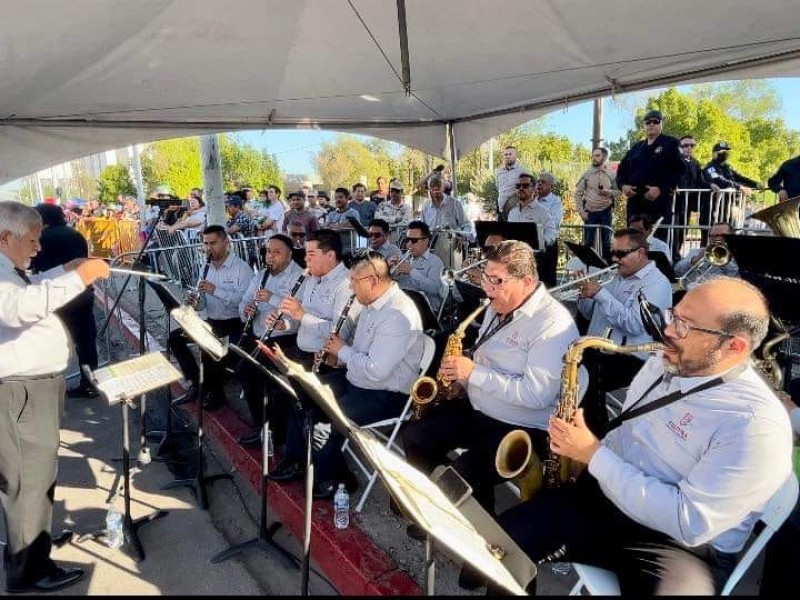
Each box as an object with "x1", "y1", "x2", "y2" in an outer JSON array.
[{"x1": 237, "y1": 78, "x2": 800, "y2": 176}]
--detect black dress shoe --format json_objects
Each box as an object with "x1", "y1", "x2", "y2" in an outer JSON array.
[
  {"x1": 66, "y1": 386, "x2": 98, "y2": 399},
  {"x1": 237, "y1": 429, "x2": 262, "y2": 447},
  {"x1": 6, "y1": 566, "x2": 85, "y2": 594},
  {"x1": 172, "y1": 383, "x2": 198, "y2": 406},
  {"x1": 312, "y1": 479, "x2": 337, "y2": 500},
  {"x1": 269, "y1": 460, "x2": 305, "y2": 482}
]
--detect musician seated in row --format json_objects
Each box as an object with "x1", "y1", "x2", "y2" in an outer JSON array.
[
  {"x1": 273, "y1": 252, "x2": 425, "y2": 499},
  {"x1": 168, "y1": 225, "x2": 251, "y2": 410},
  {"x1": 236, "y1": 235, "x2": 306, "y2": 447},
  {"x1": 367, "y1": 218, "x2": 402, "y2": 260},
  {"x1": 401, "y1": 241, "x2": 581, "y2": 519},
  {"x1": 674, "y1": 222, "x2": 739, "y2": 283},
  {"x1": 389, "y1": 220, "x2": 445, "y2": 313},
  {"x1": 628, "y1": 213, "x2": 673, "y2": 265},
  {"x1": 495, "y1": 277, "x2": 792, "y2": 596},
  {"x1": 576, "y1": 228, "x2": 672, "y2": 435}
]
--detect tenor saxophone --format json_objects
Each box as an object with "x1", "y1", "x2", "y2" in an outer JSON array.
[
  {"x1": 410, "y1": 298, "x2": 490, "y2": 419},
  {"x1": 496, "y1": 336, "x2": 664, "y2": 500}
]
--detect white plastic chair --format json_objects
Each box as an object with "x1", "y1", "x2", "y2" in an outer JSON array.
[
  {"x1": 569, "y1": 474, "x2": 799, "y2": 596},
  {"x1": 342, "y1": 334, "x2": 437, "y2": 513}
]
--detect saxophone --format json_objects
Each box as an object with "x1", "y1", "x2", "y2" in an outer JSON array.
[
  {"x1": 496, "y1": 336, "x2": 664, "y2": 500},
  {"x1": 410, "y1": 298, "x2": 490, "y2": 419}
]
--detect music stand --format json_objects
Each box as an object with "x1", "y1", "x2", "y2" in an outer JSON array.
[
  {"x1": 78, "y1": 353, "x2": 181, "y2": 561},
  {"x1": 346, "y1": 216, "x2": 370, "y2": 238},
  {"x1": 210, "y1": 343, "x2": 300, "y2": 571},
  {"x1": 474, "y1": 220, "x2": 540, "y2": 252},
  {"x1": 564, "y1": 241, "x2": 609, "y2": 270},
  {"x1": 403, "y1": 289, "x2": 442, "y2": 335},
  {"x1": 144, "y1": 279, "x2": 195, "y2": 460},
  {"x1": 647, "y1": 251, "x2": 676, "y2": 282},
  {"x1": 166, "y1": 306, "x2": 233, "y2": 510}
]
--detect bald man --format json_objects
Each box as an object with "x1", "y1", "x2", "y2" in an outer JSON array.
[{"x1": 494, "y1": 277, "x2": 792, "y2": 595}]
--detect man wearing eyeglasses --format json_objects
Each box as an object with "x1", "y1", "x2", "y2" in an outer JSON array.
[
  {"x1": 367, "y1": 218, "x2": 401, "y2": 260},
  {"x1": 497, "y1": 277, "x2": 791, "y2": 596},
  {"x1": 576, "y1": 228, "x2": 672, "y2": 434},
  {"x1": 278, "y1": 252, "x2": 425, "y2": 498},
  {"x1": 508, "y1": 172, "x2": 557, "y2": 286},
  {"x1": 389, "y1": 220, "x2": 446, "y2": 313},
  {"x1": 401, "y1": 241, "x2": 581, "y2": 519},
  {"x1": 616, "y1": 109, "x2": 684, "y2": 242}
]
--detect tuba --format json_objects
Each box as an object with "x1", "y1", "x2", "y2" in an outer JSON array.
[
  {"x1": 747, "y1": 196, "x2": 800, "y2": 238},
  {"x1": 410, "y1": 298, "x2": 490, "y2": 419},
  {"x1": 496, "y1": 336, "x2": 664, "y2": 500}
]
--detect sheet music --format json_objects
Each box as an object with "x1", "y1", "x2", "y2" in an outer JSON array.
[
  {"x1": 91, "y1": 352, "x2": 182, "y2": 405},
  {"x1": 354, "y1": 431, "x2": 525, "y2": 595},
  {"x1": 170, "y1": 305, "x2": 227, "y2": 360}
]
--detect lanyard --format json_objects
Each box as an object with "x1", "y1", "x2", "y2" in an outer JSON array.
[
  {"x1": 606, "y1": 363, "x2": 747, "y2": 433},
  {"x1": 468, "y1": 312, "x2": 513, "y2": 358}
]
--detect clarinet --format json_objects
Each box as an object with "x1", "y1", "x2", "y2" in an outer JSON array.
[
  {"x1": 313, "y1": 293, "x2": 356, "y2": 373},
  {"x1": 190, "y1": 258, "x2": 212, "y2": 308},
  {"x1": 241, "y1": 268, "x2": 270, "y2": 340},
  {"x1": 250, "y1": 270, "x2": 308, "y2": 357}
]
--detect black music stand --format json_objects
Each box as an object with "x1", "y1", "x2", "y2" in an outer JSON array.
[
  {"x1": 210, "y1": 343, "x2": 300, "y2": 570},
  {"x1": 647, "y1": 251, "x2": 676, "y2": 282},
  {"x1": 78, "y1": 353, "x2": 181, "y2": 561},
  {"x1": 564, "y1": 241, "x2": 609, "y2": 270},
  {"x1": 475, "y1": 220, "x2": 540, "y2": 252},
  {"x1": 144, "y1": 279, "x2": 194, "y2": 460},
  {"x1": 346, "y1": 216, "x2": 370, "y2": 238},
  {"x1": 165, "y1": 307, "x2": 233, "y2": 510},
  {"x1": 403, "y1": 289, "x2": 442, "y2": 335}
]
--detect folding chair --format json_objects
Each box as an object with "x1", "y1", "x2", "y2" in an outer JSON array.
[
  {"x1": 342, "y1": 334, "x2": 437, "y2": 513},
  {"x1": 569, "y1": 473, "x2": 800, "y2": 596}
]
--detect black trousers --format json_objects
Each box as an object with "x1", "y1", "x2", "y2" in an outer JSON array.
[
  {"x1": 535, "y1": 242, "x2": 558, "y2": 288},
  {"x1": 168, "y1": 317, "x2": 243, "y2": 400},
  {"x1": 401, "y1": 401, "x2": 548, "y2": 514},
  {"x1": 236, "y1": 334, "x2": 298, "y2": 444},
  {"x1": 56, "y1": 290, "x2": 98, "y2": 389},
  {"x1": 497, "y1": 473, "x2": 736, "y2": 595},
  {"x1": 0, "y1": 374, "x2": 65, "y2": 588},
  {"x1": 580, "y1": 350, "x2": 645, "y2": 437}
]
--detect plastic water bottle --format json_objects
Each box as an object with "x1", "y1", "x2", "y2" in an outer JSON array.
[
  {"x1": 105, "y1": 504, "x2": 123, "y2": 549},
  {"x1": 333, "y1": 484, "x2": 350, "y2": 530}
]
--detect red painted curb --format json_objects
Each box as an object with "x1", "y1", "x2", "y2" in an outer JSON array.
[{"x1": 96, "y1": 287, "x2": 421, "y2": 596}]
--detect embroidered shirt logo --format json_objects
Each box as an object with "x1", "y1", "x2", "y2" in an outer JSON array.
[{"x1": 679, "y1": 412, "x2": 694, "y2": 427}]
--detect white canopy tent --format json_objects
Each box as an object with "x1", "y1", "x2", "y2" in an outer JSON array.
[{"x1": 2, "y1": 0, "x2": 800, "y2": 184}]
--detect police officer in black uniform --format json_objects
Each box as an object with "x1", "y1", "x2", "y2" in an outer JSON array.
[
  {"x1": 703, "y1": 141, "x2": 760, "y2": 193},
  {"x1": 674, "y1": 135, "x2": 713, "y2": 257},
  {"x1": 616, "y1": 109, "x2": 684, "y2": 243}
]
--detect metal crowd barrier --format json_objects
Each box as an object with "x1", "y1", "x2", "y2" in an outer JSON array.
[{"x1": 77, "y1": 217, "x2": 142, "y2": 259}]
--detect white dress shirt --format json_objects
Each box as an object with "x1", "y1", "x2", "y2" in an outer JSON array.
[
  {"x1": 537, "y1": 193, "x2": 564, "y2": 231},
  {"x1": 507, "y1": 200, "x2": 555, "y2": 247},
  {"x1": 196, "y1": 252, "x2": 252, "y2": 320},
  {"x1": 258, "y1": 201, "x2": 285, "y2": 238},
  {"x1": 394, "y1": 250, "x2": 445, "y2": 312},
  {"x1": 0, "y1": 253, "x2": 86, "y2": 377},
  {"x1": 325, "y1": 207, "x2": 361, "y2": 227},
  {"x1": 297, "y1": 262, "x2": 362, "y2": 353},
  {"x1": 239, "y1": 261, "x2": 305, "y2": 338},
  {"x1": 674, "y1": 248, "x2": 739, "y2": 280},
  {"x1": 589, "y1": 356, "x2": 793, "y2": 553},
  {"x1": 421, "y1": 195, "x2": 469, "y2": 233},
  {"x1": 373, "y1": 240, "x2": 401, "y2": 260},
  {"x1": 467, "y1": 285, "x2": 580, "y2": 430},
  {"x1": 578, "y1": 261, "x2": 672, "y2": 356},
  {"x1": 495, "y1": 161, "x2": 529, "y2": 212},
  {"x1": 337, "y1": 283, "x2": 424, "y2": 393}
]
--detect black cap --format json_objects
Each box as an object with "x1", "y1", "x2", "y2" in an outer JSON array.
[
  {"x1": 226, "y1": 195, "x2": 243, "y2": 207},
  {"x1": 713, "y1": 141, "x2": 731, "y2": 152},
  {"x1": 643, "y1": 109, "x2": 663, "y2": 122}
]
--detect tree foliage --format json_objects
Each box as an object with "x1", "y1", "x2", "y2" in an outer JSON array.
[
  {"x1": 97, "y1": 164, "x2": 137, "y2": 203},
  {"x1": 140, "y1": 134, "x2": 283, "y2": 197},
  {"x1": 313, "y1": 135, "x2": 402, "y2": 190}
]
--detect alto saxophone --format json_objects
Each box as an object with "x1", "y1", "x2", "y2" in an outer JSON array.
[
  {"x1": 496, "y1": 336, "x2": 664, "y2": 500},
  {"x1": 410, "y1": 298, "x2": 490, "y2": 419}
]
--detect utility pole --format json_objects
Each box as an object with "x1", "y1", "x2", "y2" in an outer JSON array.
[
  {"x1": 592, "y1": 97, "x2": 604, "y2": 149},
  {"x1": 200, "y1": 134, "x2": 226, "y2": 226}
]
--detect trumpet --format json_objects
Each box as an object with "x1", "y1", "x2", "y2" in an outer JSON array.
[
  {"x1": 673, "y1": 241, "x2": 730, "y2": 291},
  {"x1": 549, "y1": 264, "x2": 618, "y2": 301},
  {"x1": 440, "y1": 259, "x2": 488, "y2": 286},
  {"x1": 389, "y1": 249, "x2": 413, "y2": 276}
]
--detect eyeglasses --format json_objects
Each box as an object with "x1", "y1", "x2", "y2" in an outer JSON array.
[
  {"x1": 644, "y1": 119, "x2": 662, "y2": 125},
  {"x1": 480, "y1": 271, "x2": 513, "y2": 287},
  {"x1": 515, "y1": 183, "x2": 533, "y2": 189},
  {"x1": 664, "y1": 308, "x2": 735, "y2": 340},
  {"x1": 368, "y1": 232, "x2": 385, "y2": 238},
  {"x1": 610, "y1": 247, "x2": 640, "y2": 259},
  {"x1": 405, "y1": 237, "x2": 427, "y2": 244},
  {"x1": 681, "y1": 143, "x2": 696, "y2": 148}
]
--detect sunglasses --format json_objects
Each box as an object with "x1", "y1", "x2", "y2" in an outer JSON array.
[
  {"x1": 515, "y1": 183, "x2": 533, "y2": 189},
  {"x1": 368, "y1": 232, "x2": 385, "y2": 238},
  {"x1": 610, "y1": 247, "x2": 640, "y2": 259},
  {"x1": 405, "y1": 237, "x2": 427, "y2": 243},
  {"x1": 644, "y1": 119, "x2": 662, "y2": 125},
  {"x1": 681, "y1": 143, "x2": 696, "y2": 148}
]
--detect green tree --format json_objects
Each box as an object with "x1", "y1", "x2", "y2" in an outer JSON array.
[
  {"x1": 313, "y1": 135, "x2": 387, "y2": 190},
  {"x1": 96, "y1": 164, "x2": 137, "y2": 203},
  {"x1": 219, "y1": 134, "x2": 283, "y2": 192}
]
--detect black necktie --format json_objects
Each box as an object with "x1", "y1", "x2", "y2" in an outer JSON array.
[{"x1": 14, "y1": 268, "x2": 32, "y2": 284}]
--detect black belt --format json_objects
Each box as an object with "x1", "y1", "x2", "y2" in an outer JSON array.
[{"x1": 0, "y1": 372, "x2": 62, "y2": 384}]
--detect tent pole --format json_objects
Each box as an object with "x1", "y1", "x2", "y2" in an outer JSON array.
[
  {"x1": 446, "y1": 122, "x2": 458, "y2": 195},
  {"x1": 200, "y1": 134, "x2": 226, "y2": 226}
]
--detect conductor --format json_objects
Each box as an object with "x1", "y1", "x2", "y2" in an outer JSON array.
[{"x1": 0, "y1": 201, "x2": 110, "y2": 593}]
